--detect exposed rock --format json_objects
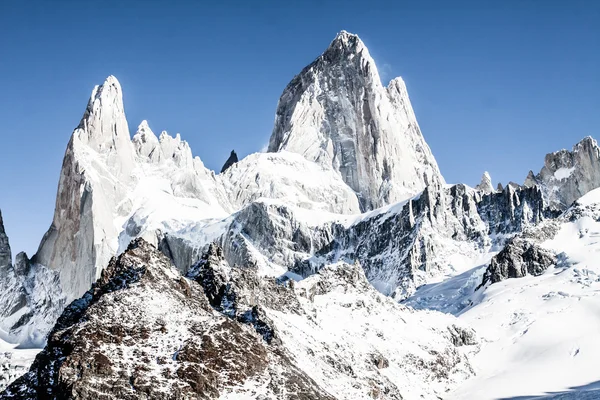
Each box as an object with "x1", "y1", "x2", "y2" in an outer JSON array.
[
  {"x1": 523, "y1": 170, "x2": 537, "y2": 188},
  {"x1": 0, "y1": 214, "x2": 65, "y2": 348},
  {"x1": 220, "y1": 149, "x2": 238, "y2": 173},
  {"x1": 2, "y1": 239, "x2": 330, "y2": 400},
  {"x1": 497, "y1": 182, "x2": 504, "y2": 192},
  {"x1": 0, "y1": 211, "x2": 11, "y2": 271},
  {"x1": 532, "y1": 136, "x2": 600, "y2": 210},
  {"x1": 33, "y1": 76, "x2": 136, "y2": 301},
  {"x1": 481, "y1": 238, "x2": 557, "y2": 285},
  {"x1": 292, "y1": 183, "x2": 549, "y2": 299},
  {"x1": 268, "y1": 30, "x2": 443, "y2": 210}
]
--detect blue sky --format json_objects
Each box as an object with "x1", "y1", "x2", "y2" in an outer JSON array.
[{"x1": 0, "y1": 0, "x2": 598, "y2": 257}]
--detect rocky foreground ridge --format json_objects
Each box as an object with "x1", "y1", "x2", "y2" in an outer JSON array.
[{"x1": 3, "y1": 239, "x2": 477, "y2": 399}]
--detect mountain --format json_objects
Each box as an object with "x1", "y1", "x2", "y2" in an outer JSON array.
[
  {"x1": 268, "y1": 31, "x2": 443, "y2": 211},
  {"x1": 525, "y1": 136, "x2": 600, "y2": 211},
  {"x1": 3, "y1": 239, "x2": 477, "y2": 399},
  {"x1": 2, "y1": 30, "x2": 600, "y2": 398}
]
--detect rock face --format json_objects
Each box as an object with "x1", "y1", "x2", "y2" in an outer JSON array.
[
  {"x1": 33, "y1": 76, "x2": 135, "y2": 301},
  {"x1": 481, "y1": 238, "x2": 557, "y2": 285},
  {"x1": 0, "y1": 211, "x2": 11, "y2": 271},
  {"x1": 220, "y1": 150, "x2": 238, "y2": 173},
  {"x1": 3, "y1": 240, "x2": 477, "y2": 399},
  {"x1": 33, "y1": 79, "x2": 230, "y2": 305},
  {"x1": 527, "y1": 136, "x2": 600, "y2": 210},
  {"x1": 268, "y1": 31, "x2": 443, "y2": 210},
  {"x1": 290, "y1": 183, "x2": 549, "y2": 298}
]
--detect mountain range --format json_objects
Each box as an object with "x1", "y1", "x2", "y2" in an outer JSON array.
[{"x1": 1, "y1": 31, "x2": 600, "y2": 399}]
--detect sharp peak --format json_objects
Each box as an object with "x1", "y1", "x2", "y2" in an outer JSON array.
[
  {"x1": 333, "y1": 30, "x2": 360, "y2": 42},
  {"x1": 92, "y1": 75, "x2": 121, "y2": 95},
  {"x1": 137, "y1": 120, "x2": 152, "y2": 132},
  {"x1": 574, "y1": 136, "x2": 597, "y2": 149},
  {"x1": 327, "y1": 30, "x2": 367, "y2": 53}
]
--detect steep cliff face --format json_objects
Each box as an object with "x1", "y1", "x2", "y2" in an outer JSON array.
[
  {"x1": 3, "y1": 240, "x2": 477, "y2": 399},
  {"x1": 33, "y1": 76, "x2": 135, "y2": 301},
  {"x1": 268, "y1": 31, "x2": 443, "y2": 210},
  {"x1": 291, "y1": 183, "x2": 549, "y2": 299},
  {"x1": 527, "y1": 136, "x2": 600, "y2": 211}
]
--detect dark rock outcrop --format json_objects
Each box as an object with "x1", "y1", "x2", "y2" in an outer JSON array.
[
  {"x1": 220, "y1": 149, "x2": 238, "y2": 173},
  {"x1": 480, "y1": 238, "x2": 557, "y2": 286}
]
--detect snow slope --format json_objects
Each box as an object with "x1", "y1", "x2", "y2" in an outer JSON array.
[{"x1": 408, "y1": 188, "x2": 600, "y2": 399}]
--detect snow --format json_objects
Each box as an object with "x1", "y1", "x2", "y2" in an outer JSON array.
[
  {"x1": 0, "y1": 334, "x2": 39, "y2": 391},
  {"x1": 407, "y1": 188, "x2": 600, "y2": 399},
  {"x1": 554, "y1": 166, "x2": 575, "y2": 180}
]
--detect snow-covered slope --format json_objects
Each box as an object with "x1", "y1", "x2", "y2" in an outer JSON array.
[
  {"x1": 218, "y1": 151, "x2": 360, "y2": 214},
  {"x1": 268, "y1": 31, "x2": 443, "y2": 210},
  {"x1": 406, "y1": 187, "x2": 600, "y2": 399}
]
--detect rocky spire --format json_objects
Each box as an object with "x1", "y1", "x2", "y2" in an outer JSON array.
[
  {"x1": 74, "y1": 75, "x2": 134, "y2": 177},
  {"x1": 523, "y1": 170, "x2": 537, "y2": 188},
  {"x1": 267, "y1": 31, "x2": 443, "y2": 211},
  {"x1": 475, "y1": 171, "x2": 494, "y2": 194},
  {"x1": 220, "y1": 150, "x2": 239, "y2": 173},
  {"x1": 132, "y1": 120, "x2": 160, "y2": 161},
  {"x1": 0, "y1": 210, "x2": 12, "y2": 270},
  {"x1": 34, "y1": 76, "x2": 136, "y2": 300}
]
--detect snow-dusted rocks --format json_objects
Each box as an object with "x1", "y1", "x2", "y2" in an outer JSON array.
[
  {"x1": 268, "y1": 31, "x2": 443, "y2": 210},
  {"x1": 3, "y1": 240, "x2": 477, "y2": 399},
  {"x1": 294, "y1": 183, "x2": 548, "y2": 299},
  {"x1": 475, "y1": 171, "x2": 494, "y2": 194},
  {"x1": 527, "y1": 136, "x2": 600, "y2": 210}
]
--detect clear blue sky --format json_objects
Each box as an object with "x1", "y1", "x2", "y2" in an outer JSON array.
[{"x1": 0, "y1": 0, "x2": 598, "y2": 257}]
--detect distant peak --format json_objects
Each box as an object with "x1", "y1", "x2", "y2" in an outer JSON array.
[
  {"x1": 476, "y1": 171, "x2": 494, "y2": 194},
  {"x1": 136, "y1": 120, "x2": 152, "y2": 134},
  {"x1": 220, "y1": 149, "x2": 239, "y2": 173},
  {"x1": 574, "y1": 136, "x2": 598, "y2": 151},
  {"x1": 103, "y1": 75, "x2": 121, "y2": 87}
]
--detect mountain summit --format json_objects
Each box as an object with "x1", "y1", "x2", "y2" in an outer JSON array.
[{"x1": 268, "y1": 31, "x2": 443, "y2": 210}]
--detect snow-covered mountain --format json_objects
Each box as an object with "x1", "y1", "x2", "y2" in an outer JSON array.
[
  {"x1": 268, "y1": 31, "x2": 443, "y2": 211},
  {"x1": 2, "y1": 30, "x2": 600, "y2": 398}
]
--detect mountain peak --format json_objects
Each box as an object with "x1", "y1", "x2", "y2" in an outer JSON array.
[
  {"x1": 323, "y1": 30, "x2": 370, "y2": 64},
  {"x1": 330, "y1": 30, "x2": 362, "y2": 47},
  {"x1": 475, "y1": 171, "x2": 494, "y2": 194}
]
